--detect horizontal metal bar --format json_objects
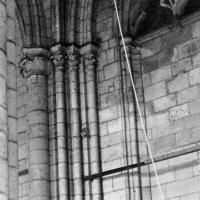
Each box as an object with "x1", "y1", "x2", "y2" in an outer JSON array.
[{"x1": 84, "y1": 144, "x2": 200, "y2": 181}]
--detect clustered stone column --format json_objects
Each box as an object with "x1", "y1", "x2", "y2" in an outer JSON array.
[
  {"x1": 84, "y1": 46, "x2": 101, "y2": 200},
  {"x1": 20, "y1": 48, "x2": 51, "y2": 200},
  {"x1": 121, "y1": 37, "x2": 142, "y2": 200},
  {"x1": 67, "y1": 46, "x2": 83, "y2": 200},
  {"x1": 0, "y1": 1, "x2": 8, "y2": 199},
  {"x1": 51, "y1": 44, "x2": 68, "y2": 200}
]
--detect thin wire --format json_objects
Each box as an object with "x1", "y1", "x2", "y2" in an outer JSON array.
[{"x1": 113, "y1": 1, "x2": 165, "y2": 200}]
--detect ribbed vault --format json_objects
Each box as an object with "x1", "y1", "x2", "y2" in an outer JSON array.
[{"x1": 15, "y1": 0, "x2": 192, "y2": 48}]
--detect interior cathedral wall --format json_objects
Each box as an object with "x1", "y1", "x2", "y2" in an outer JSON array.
[{"x1": 1, "y1": 0, "x2": 200, "y2": 200}]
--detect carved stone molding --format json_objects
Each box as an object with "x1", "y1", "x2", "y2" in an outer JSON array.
[
  {"x1": 19, "y1": 48, "x2": 52, "y2": 78},
  {"x1": 50, "y1": 44, "x2": 67, "y2": 68}
]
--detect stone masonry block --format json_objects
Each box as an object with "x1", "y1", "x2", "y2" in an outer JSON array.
[
  {"x1": 192, "y1": 21, "x2": 200, "y2": 38},
  {"x1": 99, "y1": 79, "x2": 113, "y2": 94},
  {"x1": 107, "y1": 118, "x2": 122, "y2": 134},
  {"x1": 0, "y1": 132, "x2": 7, "y2": 159},
  {"x1": 102, "y1": 145, "x2": 123, "y2": 162},
  {"x1": 0, "y1": 160, "x2": 8, "y2": 194},
  {"x1": 7, "y1": 63, "x2": 16, "y2": 89},
  {"x1": 169, "y1": 103, "x2": 189, "y2": 121},
  {"x1": 189, "y1": 98, "x2": 200, "y2": 115},
  {"x1": 144, "y1": 82, "x2": 166, "y2": 102},
  {"x1": 106, "y1": 48, "x2": 115, "y2": 64},
  {"x1": 18, "y1": 144, "x2": 27, "y2": 160},
  {"x1": 151, "y1": 65, "x2": 172, "y2": 84},
  {"x1": 17, "y1": 117, "x2": 27, "y2": 133},
  {"x1": 189, "y1": 66, "x2": 200, "y2": 85},
  {"x1": 172, "y1": 57, "x2": 192, "y2": 75},
  {"x1": 7, "y1": 17, "x2": 15, "y2": 42},
  {"x1": 142, "y1": 73, "x2": 152, "y2": 87},
  {"x1": 193, "y1": 52, "x2": 200, "y2": 67},
  {"x1": 146, "y1": 112, "x2": 169, "y2": 128},
  {"x1": 0, "y1": 50, "x2": 6, "y2": 78},
  {"x1": 0, "y1": 77, "x2": 6, "y2": 107},
  {"x1": 152, "y1": 119, "x2": 184, "y2": 139},
  {"x1": 0, "y1": 27, "x2": 6, "y2": 51},
  {"x1": 7, "y1": 90, "x2": 17, "y2": 117},
  {"x1": 178, "y1": 39, "x2": 199, "y2": 59},
  {"x1": 7, "y1": 41, "x2": 16, "y2": 64},
  {"x1": 153, "y1": 94, "x2": 176, "y2": 112},
  {"x1": 152, "y1": 134, "x2": 176, "y2": 154},
  {"x1": 166, "y1": 176, "x2": 200, "y2": 198},
  {"x1": 181, "y1": 193, "x2": 199, "y2": 200},
  {"x1": 103, "y1": 179, "x2": 113, "y2": 193},
  {"x1": 168, "y1": 73, "x2": 189, "y2": 93},
  {"x1": 99, "y1": 106, "x2": 119, "y2": 122},
  {"x1": 8, "y1": 118, "x2": 17, "y2": 141},
  {"x1": 176, "y1": 127, "x2": 200, "y2": 147},
  {"x1": 177, "y1": 85, "x2": 200, "y2": 104},
  {"x1": 104, "y1": 62, "x2": 119, "y2": 80}
]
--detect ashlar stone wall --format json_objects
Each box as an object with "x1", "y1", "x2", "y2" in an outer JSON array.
[{"x1": 139, "y1": 14, "x2": 200, "y2": 200}]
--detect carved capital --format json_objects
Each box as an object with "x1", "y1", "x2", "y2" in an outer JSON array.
[
  {"x1": 85, "y1": 52, "x2": 97, "y2": 67},
  {"x1": 66, "y1": 45, "x2": 79, "y2": 71},
  {"x1": 67, "y1": 52, "x2": 79, "y2": 70},
  {"x1": 50, "y1": 44, "x2": 67, "y2": 68},
  {"x1": 19, "y1": 48, "x2": 51, "y2": 78}
]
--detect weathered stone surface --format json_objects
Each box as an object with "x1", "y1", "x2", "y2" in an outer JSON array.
[
  {"x1": 176, "y1": 127, "x2": 200, "y2": 147},
  {"x1": 168, "y1": 73, "x2": 189, "y2": 93},
  {"x1": 177, "y1": 86, "x2": 200, "y2": 104},
  {"x1": 146, "y1": 112, "x2": 169, "y2": 128},
  {"x1": 104, "y1": 62, "x2": 119, "y2": 80},
  {"x1": 189, "y1": 67, "x2": 200, "y2": 85},
  {"x1": 192, "y1": 52, "x2": 200, "y2": 67},
  {"x1": 169, "y1": 103, "x2": 189, "y2": 121},
  {"x1": 99, "y1": 106, "x2": 119, "y2": 122},
  {"x1": 152, "y1": 134, "x2": 176, "y2": 154},
  {"x1": 153, "y1": 94, "x2": 176, "y2": 112},
  {"x1": 144, "y1": 82, "x2": 166, "y2": 102},
  {"x1": 177, "y1": 38, "x2": 199, "y2": 60},
  {"x1": 166, "y1": 176, "x2": 200, "y2": 198},
  {"x1": 107, "y1": 118, "x2": 122, "y2": 134},
  {"x1": 142, "y1": 56, "x2": 159, "y2": 73},
  {"x1": 152, "y1": 118, "x2": 185, "y2": 139},
  {"x1": 142, "y1": 73, "x2": 151, "y2": 87},
  {"x1": 189, "y1": 98, "x2": 200, "y2": 115},
  {"x1": 151, "y1": 65, "x2": 171, "y2": 84},
  {"x1": 172, "y1": 57, "x2": 192, "y2": 75}
]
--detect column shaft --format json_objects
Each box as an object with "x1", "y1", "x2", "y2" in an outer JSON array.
[
  {"x1": 85, "y1": 52, "x2": 101, "y2": 200},
  {"x1": 68, "y1": 50, "x2": 83, "y2": 200},
  {"x1": 20, "y1": 51, "x2": 51, "y2": 200},
  {"x1": 0, "y1": 1, "x2": 8, "y2": 200},
  {"x1": 51, "y1": 44, "x2": 68, "y2": 200}
]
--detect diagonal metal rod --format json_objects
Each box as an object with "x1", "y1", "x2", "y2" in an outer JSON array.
[{"x1": 112, "y1": 0, "x2": 165, "y2": 199}]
